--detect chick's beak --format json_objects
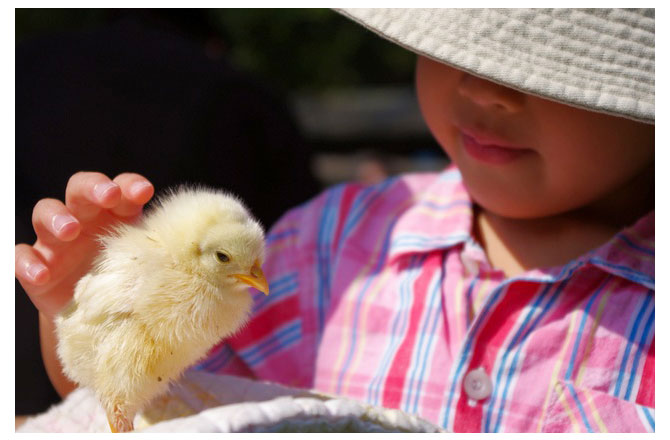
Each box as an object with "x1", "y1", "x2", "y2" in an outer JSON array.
[{"x1": 231, "y1": 260, "x2": 269, "y2": 295}]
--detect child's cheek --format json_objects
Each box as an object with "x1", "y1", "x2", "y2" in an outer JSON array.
[{"x1": 415, "y1": 56, "x2": 463, "y2": 160}]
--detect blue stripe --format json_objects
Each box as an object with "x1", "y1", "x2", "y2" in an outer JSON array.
[
  {"x1": 588, "y1": 257, "x2": 654, "y2": 288},
  {"x1": 316, "y1": 188, "x2": 342, "y2": 334},
  {"x1": 196, "y1": 344, "x2": 234, "y2": 371},
  {"x1": 202, "y1": 346, "x2": 235, "y2": 372},
  {"x1": 266, "y1": 228, "x2": 298, "y2": 245},
  {"x1": 240, "y1": 321, "x2": 301, "y2": 366},
  {"x1": 614, "y1": 294, "x2": 653, "y2": 398},
  {"x1": 241, "y1": 320, "x2": 300, "y2": 359},
  {"x1": 251, "y1": 282, "x2": 298, "y2": 313},
  {"x1": 617, "y1": 234, "x2": 654, "y2": 257},
  {"x1": 268, "y1": 272, "x2": 298, "y2": 290},
  {"x1": 252, "y1": 274, "x2": 298, "y2": 313},
  {"x1": 340, "y1": 177, "x2": 396, "y2": 243},
  {"x1": 196, "y1": 345, "x2": 232, "y2": 370},
  {"x1": 624, "y1": 299, "x2": 654, "y2": 400},
  {"x1": 335, "y1": 218, "x2": 395, "y2": 395},
  {"x1": 367, "y1": 255, "x2": 424, "y2": 406},
  {"x1": 269, "y1": 279, "x2": 299, "y2": 296},
  {"x1": 464, "y1": 276, "x2": 478, "y2": 327},
  {"x1": 564, "y1": 278, "x2": 610, "y2": 380},
  {"x1": 489, "y1": 280, "x2": 568, "y2": 433},
  {"x1": 408, "y1": 268, "x2": 444, "y2": 413},
  {"x1": 247, "y1": 332, "x2": 302, "y2": 365},
  {"x1": 642, "y1": 406, "x2": 655, "y2": 431},
  {"x1": 565, "y1": 382, "x2": 594, "y2": 432},
  {"x1": 391, "y1": 236, "x2": 469, "y2": 256}
]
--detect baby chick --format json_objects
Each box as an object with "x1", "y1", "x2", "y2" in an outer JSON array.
[{"x1": 55, "y1": 186, "x2": 269, "y2": 432}]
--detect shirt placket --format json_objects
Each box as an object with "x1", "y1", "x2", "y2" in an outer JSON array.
[
  {"x1": 441, "y1": 241, "x2": 542, "y2": 432},
  {"x1": 459, "y1": 237, "x2": 505, "y2": 324}
]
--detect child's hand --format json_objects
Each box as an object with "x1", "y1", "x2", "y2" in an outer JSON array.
[{"x1": 15, "y1": 172, "x2": 154, "y2": 318}]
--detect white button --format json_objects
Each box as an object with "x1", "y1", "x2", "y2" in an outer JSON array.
[{"x1": 463, "y1": 367, "x2": 492, "y2": 401}]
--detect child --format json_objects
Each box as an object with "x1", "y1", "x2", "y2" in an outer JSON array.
[{"x1": 15, "y1": 8, "x2": 654, "y2": 432}]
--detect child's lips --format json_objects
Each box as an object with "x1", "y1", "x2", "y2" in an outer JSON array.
[{"x1": 459, "y1": 130, "x2": 532, "y2": 164}]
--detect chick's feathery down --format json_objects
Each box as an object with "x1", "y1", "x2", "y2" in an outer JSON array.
[{"x1": 55, "y1": 187, "x2": 269, "y2": 432}]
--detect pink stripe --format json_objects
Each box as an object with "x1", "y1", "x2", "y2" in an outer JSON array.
[
  {"x1": 636, "y1": 336, "x2": 654, "y2": 407},
  {"x1": 381, "y1": 253, "x2": 441, "y2": 409}
]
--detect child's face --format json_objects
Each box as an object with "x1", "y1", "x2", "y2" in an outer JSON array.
[{"x1": 415, "y1": 56, "x2": 654, "y2": 220}]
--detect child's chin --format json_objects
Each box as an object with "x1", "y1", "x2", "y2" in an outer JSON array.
[
  {"x1": 469, "y1": 191, "x2": 549, "y2": 220},
  {"x1": 460, "y1": 173, "x2": 554, "y2": 219}
]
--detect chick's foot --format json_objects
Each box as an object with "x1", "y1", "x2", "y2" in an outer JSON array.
[{"x1": 107, "y1": 403, "x2": 134, "y2": 433}]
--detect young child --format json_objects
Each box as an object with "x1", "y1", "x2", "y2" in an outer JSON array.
[{"x1": 15, "y1": 9, "x2": 654, "y2": 432}]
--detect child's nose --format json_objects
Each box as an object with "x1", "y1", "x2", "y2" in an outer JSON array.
[{"x1": 457, "y1": 73, "x2": 524, "y2": 113}]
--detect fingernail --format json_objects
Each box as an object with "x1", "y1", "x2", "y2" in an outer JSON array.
[
  {"x1": 27, "y1": 263, "x2": 47, "y2": 282},
  {"x1": 130, "y1": 181, "x2": 153, "y2": 197},
  {"x1": 94, "y1": 182, "x2": 119, "y2": 201},
  {"x1": 52, "y1": 214, "x2": 78, "y2": 233}
]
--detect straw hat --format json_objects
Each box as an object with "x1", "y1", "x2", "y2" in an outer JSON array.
[{"x1": 336, "y1": 9, "x2": 654, "y2": 124}]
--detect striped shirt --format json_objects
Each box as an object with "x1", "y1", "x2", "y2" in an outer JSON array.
[{"x1": 195, "y1": 165, "x2": 655, "y2": 433}]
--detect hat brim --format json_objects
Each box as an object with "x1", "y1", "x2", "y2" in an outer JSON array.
[{"x1": 337, "y1": 8, "x2": 654, "y2": 124}]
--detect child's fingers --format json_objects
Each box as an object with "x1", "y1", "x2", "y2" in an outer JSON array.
[
  {"x1": 32, "y1": 198, "x2": 82, "y2": 245},
  {"x1": 15, "y1": 243, "x2": 51, "y2": 287},
  {"x1": 16, "y1": 244, "x2": 73, "y2": 317},
  {"x1": 64, "y1": 172, "x2": 122, "y2": 222},
  {"x1": 110, "y1": 173, "x2": 155, "y2": 217}
]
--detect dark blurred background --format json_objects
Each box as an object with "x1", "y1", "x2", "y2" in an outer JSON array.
[{"x1": 15, "y1": 8, "x2": 446, "y2": 418}]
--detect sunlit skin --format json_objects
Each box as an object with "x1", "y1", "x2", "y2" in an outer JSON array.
[{"x1": 415, "y1": 56, "x2": 654, "y2": 276}]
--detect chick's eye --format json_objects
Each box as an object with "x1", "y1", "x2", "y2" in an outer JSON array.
[{"x1": 215, "y1": 251, "x2": 230, "y2": 263}]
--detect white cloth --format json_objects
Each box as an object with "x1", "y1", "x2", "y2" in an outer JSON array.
[{"x1": 17, "y1": 370, "x2": 445, "y2": 433}]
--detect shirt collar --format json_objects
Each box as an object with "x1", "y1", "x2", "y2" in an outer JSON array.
[
  {"x1": 387, "y1": 165, "x2": 473, "y2": 262},
  {"x1": 585, "y1": 210, "x2": 655, "y2": 290},
  {"x1": 387, "y1": 165, "x2": 654, "y2": 290}
]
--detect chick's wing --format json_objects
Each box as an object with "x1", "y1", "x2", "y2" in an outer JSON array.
[
  {"x1": 68, "y1": 271, "x2": 137, "y2": 325},
  {"x1": 68, "y1": 227, "x2": 164, "y2": 324}
]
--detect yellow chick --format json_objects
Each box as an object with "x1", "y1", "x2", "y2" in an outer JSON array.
[{"x1": 55, "y1": 187, "x2": 269, "y2": 432}]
